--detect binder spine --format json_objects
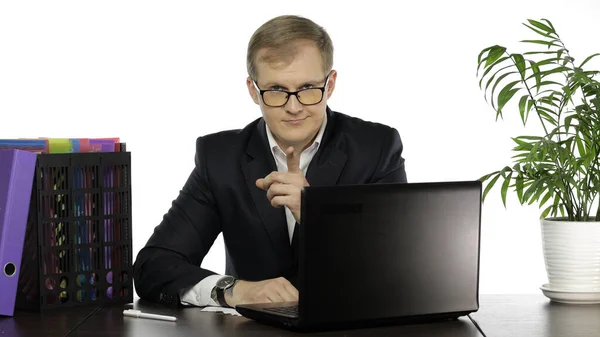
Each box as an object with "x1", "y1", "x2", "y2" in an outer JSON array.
[{"x1": 0, "y1": 150, "x2": 37, "y2": 316}]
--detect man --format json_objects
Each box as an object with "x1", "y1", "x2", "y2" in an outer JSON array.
[{"x1": 133, "y1": 15, "x2": 407, "y2": 309}]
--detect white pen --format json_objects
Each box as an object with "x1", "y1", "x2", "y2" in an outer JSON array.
[{"x1": 123, "y1": 309, "x2": 177, "y2": 322}]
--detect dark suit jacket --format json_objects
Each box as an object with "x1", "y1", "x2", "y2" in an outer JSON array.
[{"x1": 133, "y1": 107, "x2": 407, "y2": 306}]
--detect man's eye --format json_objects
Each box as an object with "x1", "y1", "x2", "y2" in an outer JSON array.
[{"x1": 270, "y1": 86, "x2": 284, "y2": 91}]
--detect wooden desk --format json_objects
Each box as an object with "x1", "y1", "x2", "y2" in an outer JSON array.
[
  {"x1": 0, "y1": 305, "x2": 100, "y2": 337},
  {"x1": 470, "y1": 294, "x2": 600, "y2": 337},
  {"x1": 68, "y1": 300, "x2": 483, "y2": 337},
  {"x1": 6, "y1": 295, "x2": 599, "y2": 336}
]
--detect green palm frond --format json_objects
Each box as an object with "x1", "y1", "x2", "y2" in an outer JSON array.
[{"x1": 476, "y1": 19, "x2": 600, "y2": 221}]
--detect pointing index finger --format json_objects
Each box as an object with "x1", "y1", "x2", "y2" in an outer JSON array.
[{"x1": 285, "y1": 146, "x2": 300, "y2": 173}]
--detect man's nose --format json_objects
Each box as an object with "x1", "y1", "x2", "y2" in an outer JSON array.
[{"x1": 285, "y1": 94, "x2": 303, "y2": 114}]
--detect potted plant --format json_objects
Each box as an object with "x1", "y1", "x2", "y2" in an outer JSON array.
[{"x1": 476, "y1": 18, "x2": 600, "y2": 304}]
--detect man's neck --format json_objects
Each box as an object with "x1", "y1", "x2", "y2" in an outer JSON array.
[{"x1": 274, "y1": 135, "x2": 316, "y2": 155}]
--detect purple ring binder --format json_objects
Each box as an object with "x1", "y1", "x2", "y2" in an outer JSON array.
[{"x1": 0, "y1": 149, "x2": 37, "y2": 317}]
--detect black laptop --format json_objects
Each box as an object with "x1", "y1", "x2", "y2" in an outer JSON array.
[{"x1": 235, "y1": 180, "x2": 482, "y2": 331}]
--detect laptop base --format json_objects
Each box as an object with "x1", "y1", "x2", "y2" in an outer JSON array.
[{"x1": 236, "y1": 302, "x2": 474, "y2": 332}]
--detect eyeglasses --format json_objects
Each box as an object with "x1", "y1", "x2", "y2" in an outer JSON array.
[{"x1": 253, "y1": 72, "x2": 331, "y2": 107}]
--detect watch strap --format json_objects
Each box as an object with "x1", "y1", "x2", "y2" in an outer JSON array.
[{"x1": 216, "y1": 287, "x2": 229, "y2": 307}]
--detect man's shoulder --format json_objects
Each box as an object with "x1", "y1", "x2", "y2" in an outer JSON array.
[
  {"x1": 332, "y1": 110, "x2": 398, "y2": 141},
  {"x1": 197, "y1": 128, "x2": 244, "y2": 145},
  {"x1": 196, "y1": 118, "x2": 259, "y2": 148}
]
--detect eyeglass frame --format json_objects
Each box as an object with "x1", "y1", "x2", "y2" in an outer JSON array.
[{"x1": 252, "y1": 71, "x2": 332, "y2": 107}]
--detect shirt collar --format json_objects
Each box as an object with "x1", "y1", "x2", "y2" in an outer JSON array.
[{"x1": 265, "y1": 114, "x2": 328, "y2": 156}]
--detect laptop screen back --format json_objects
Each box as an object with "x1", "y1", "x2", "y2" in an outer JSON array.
[{"x1": 297, "y1": 181, "x2": 482, "y2": 326}]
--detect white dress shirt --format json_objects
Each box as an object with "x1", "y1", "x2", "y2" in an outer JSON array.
[{"x1": 179, "y1": 115, "x2": 327, "y2": 307}]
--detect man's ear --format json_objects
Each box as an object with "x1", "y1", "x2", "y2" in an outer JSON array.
[
  {"x1": 325, "y1": 70, "x2": 337, "y2": 99},
  {"x1": 247, "y1": 76, "x2": 260, "y2": 105}
]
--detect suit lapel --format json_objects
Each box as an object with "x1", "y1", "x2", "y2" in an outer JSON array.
[
  {"x1": 241, "y1": 119, "x2": 293, "y2": 275},
  {"x1": 305, "y1": 146, "x2": 346, "y2": 186},
  {"x1": 306, "y1": 108, "x2": 347, "y2": 186}
]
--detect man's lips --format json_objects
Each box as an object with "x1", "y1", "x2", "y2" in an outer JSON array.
[{"x1": 284, "y1": 116, "x2": 308, "y2": 123}]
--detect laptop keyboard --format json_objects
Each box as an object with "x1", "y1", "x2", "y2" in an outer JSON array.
[{"x1": 263, "y1": 305, "x2": 299, "y2": 317}]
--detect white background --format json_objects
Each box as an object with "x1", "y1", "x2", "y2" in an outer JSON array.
[{"x1": 2, "y1": 0, "x2": 599, "y2": 296}]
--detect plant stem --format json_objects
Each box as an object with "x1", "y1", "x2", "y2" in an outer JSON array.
[
  {"x1": 562, "y1": 41, "x2": 600, "y2": 221},
  {"x1": 520, "y1": 80, "x2": 575, "y2": 218},
  {"x1": 596, "y1": 196, "x2": 600, "y2": 221}
]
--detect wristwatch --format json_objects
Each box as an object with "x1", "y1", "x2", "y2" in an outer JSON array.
[{"x1": 211, "y1": 276, "x2": 237, "y2": 307}]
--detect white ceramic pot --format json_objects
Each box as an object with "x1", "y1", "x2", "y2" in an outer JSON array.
[{"x1": 541, "y1": 217, "x2": 600, "y2": 291}]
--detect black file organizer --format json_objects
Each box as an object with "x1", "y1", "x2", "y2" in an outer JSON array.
[{"x1": 15, "y1": 152, "x2": 133, "y2": 310}]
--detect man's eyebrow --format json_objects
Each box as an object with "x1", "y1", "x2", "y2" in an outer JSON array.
[
  {"x1": 262, "y1": 80, "x2": 321, "y2": 90},
  {"x1": 262, "y1": 82, "x2": 287, "y2": 89}
]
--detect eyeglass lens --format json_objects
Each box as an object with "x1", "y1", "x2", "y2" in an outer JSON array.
[{"x1": 263, "y1": 88, "x2": 323, "y2": 106}]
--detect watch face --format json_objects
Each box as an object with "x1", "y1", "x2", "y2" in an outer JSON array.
[{"x1": 216, "y1": 276, "x2": 235, "y2": 289}]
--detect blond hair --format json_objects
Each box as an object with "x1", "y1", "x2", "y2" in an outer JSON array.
[{"x1": 246, "y1": 15, "x2": 334, "y2": 80}]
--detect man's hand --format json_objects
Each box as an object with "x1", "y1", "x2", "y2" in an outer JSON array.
[
  {"x1": 256, "y1": 146, "x2": 309, "y2": 223},
  {"x1": 225, "y1": 277, "x2": 299, "y2": 307}
]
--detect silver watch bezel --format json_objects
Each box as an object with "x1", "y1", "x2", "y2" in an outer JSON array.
[{"x1": 216, "y1": 275, "x2": 236, "y2": 290}]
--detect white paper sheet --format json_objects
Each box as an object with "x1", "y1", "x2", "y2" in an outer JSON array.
[{"x1": 200, "y1": 306, "x2": 241, "y2": 316}]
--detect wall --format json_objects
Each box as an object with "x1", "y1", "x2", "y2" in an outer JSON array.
[{"x1": 2, "y1": 0, "x2": 599, "y2": 295}]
